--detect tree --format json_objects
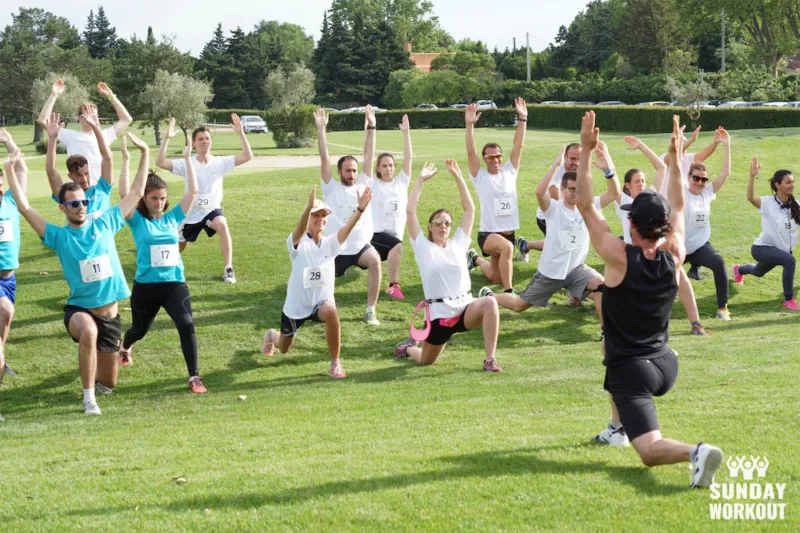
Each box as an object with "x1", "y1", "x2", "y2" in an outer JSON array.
[
  {"x1": 140, "y1": 70, "x2": 212, "y2": 142},
  {"x1": 666, "y1": 73, "x2": 715, "y2": 127},
  {"x1": 92, "y1": 7, "x2": 117, "y2": 59},
  {"x1": 196, "y1": 23, "x2": 243, "y2": 108},
  {"x1": 548, "y1": 0, "x2": 623, "y2": 73},
  {"x1": 265, "y1": 64, "x2": 316, "y2": 147},
  {"x1": 83, "y1": 10, "x2": 96, "y2": 55},
  {"x1": 617, "y1": 0, "x2": 693, "y2": 74},
  {"x1": 383, "y1": 68, "x2": 422, "y2": 108}
]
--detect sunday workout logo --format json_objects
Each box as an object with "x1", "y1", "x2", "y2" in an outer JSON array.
[{"x1": 709, "y1": 455, "x2": 788, "y2": 520}]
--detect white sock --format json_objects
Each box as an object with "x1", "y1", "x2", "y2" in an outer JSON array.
[
  {"x1": 83, "y1": 388, "x2": 96, "y2": 404},
  {"x1": 366, "y1": 305, "x2": 375, "y2": 314},
  {"x1": 609, "y1": 420, "x2": 622, "y2": 430},
  {"x1": 225, "y1": 264, "x2": 233, "y2": 270}
]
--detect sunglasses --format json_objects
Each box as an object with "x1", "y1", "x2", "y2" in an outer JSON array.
[
  {"x1": 691, "y1": 175, "x2": 709, "y2": 184},
  {"x1": 431, "y1": 218, "x2": 452, "y2": 227},
  {"x1": 61, "y1": 199, "x2": 89, "y2": 208},
  {"x1": 483, "y1": 154, "x2": 502, "y2": 162}
]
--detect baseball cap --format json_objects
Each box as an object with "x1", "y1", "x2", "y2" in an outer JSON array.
[
  {"x1": 310, "y1": 199, "x2": 331, "y2": 216},
  {"x1": 620, "y1": 189, "x2": 671, "y2": 228}
]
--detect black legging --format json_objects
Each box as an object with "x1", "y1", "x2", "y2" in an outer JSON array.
[
  {"x1": 685, "y1": 241, "x2": 728, "y2": 308},
  {"x1": 123, "y1": 281, "x2": 199, "y2": 377}
]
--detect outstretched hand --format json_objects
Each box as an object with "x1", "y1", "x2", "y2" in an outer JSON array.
[
  {"x1": 580, "y1": 111, "x2": 599, "y2": 150},
  {"x1": 668, "y1": 115, "x2": 685, "y2": 156},
  {"x1": 445, "y1": 159, "x2": 462, "y2": 180},
  {"x1": 231, "y1": 113, "x2": 243, "y2": 134},
  {"x1": 181, "y1": 133, "x2": 192, "y2": 159},
  {"x1": 96, "y1": 82, "x2": 114, "y2": 99},
  {"x1": 365, "y1": 105, "x2": 376, "y2": 129},
  {"x1": 419, "y1": 161, "x2": 439, "y2": 182},
  {"x1": 356, "y1": 186, "x2": 373, "y2": 211},
  {"x1": 750, "y1": 157, "x2": 761, "y2": 178},
  {"x1": 165, "y1": 117, "x2": 177, "y2": 140},
  {"x1": 79, "y1": 105, "x2": 100, "y2": 129},
  {"x1": 593, "y1": 147, "x2": 611, "y2": 172},
  {"x1": 307, "y1": 185, "x2": 317, "y2": 210},
  {"x1": 0, "y1": 128, "x2": 13, "y2": 145},
  {"x1": 465, "y1": 104, "x2": 481, "y2": 125},
  {"x1": 717, "y1": 126, "x2": 730, "y2": 145},
  {"x1": 314, "y1": 108, "x2": 329, "y2": 129},
  {"x1": 126, "y1": 131, "x2": 148, "y2": 152},
  {"x1": 687, "y1": 125, "x2": 701, "y2": 143},
  {"x1": 51, "y1": 79, "x2": 65, "y2": 96},
  {"x1": 44, "y1": 112, "x2": 62, "y2": 139},
  {"x1": 623, "y1": 136, "x2": 642, "y2": 150},
  {"x1": 514, "y1": 97, "x2": 528, "y2": 120},
  {"x1": 399, "y1": 114, "x2": 410, "y2": 132}
]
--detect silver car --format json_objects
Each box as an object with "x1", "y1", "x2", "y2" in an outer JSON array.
[{"x1": 241, "y1": 115, "x2": 268, "y2": 134}]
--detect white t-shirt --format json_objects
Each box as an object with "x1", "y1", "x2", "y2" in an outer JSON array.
[
  {"x1": 539, "y1": 198, "x2": 599, "y2": 280},
  {"x1": 536, "y1": 164, "x2": 566, "y2": 220},
  {"x1": 754, "y1": 196, "x2": 799, "y2": 252},
  {"x1": 321, "y1": 172, "x2": 374, "y2": 255},
  {"x1": 58, "y1": 126, "x2": 118, "y2": 186},
  {"x1": 372, "y1": 171, "x2": 410, "y2": 239},
  {"x1": 170, "y1": 154, "x2": 236, "y2": 225},
  {"x1": 282, "y1": 233, "x2": 341, "y2": 319},
  {"x1": 658, "y1": 152, "x2": 695, "y2": 198},
  {"x1": 470, "y1": 160, "x2": 519, "y2": 232},
  {"x1": 410, "y1": 227, "x2": 475, "y2": 320},
  {"x1": 684, "y1": 186, "x2": 716, "y2": 254},
  {"x1": 615, "y1": 186, "x2": 658, "y2": 244}
]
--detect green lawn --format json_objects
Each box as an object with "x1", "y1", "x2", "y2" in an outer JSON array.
[{"x1": 0, "y1": 124, "x2": 798, "y2": 531}]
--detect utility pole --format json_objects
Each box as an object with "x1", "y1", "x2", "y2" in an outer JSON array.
[
  {"x1": 721, "y1": 8, "x2": 726, "y2": 73},
  {"x1": 513, "y1": 37, "x2": 516, "y2": 52},
  {"x1": 526, "y1": 32, "x2": 531, "y2": 82}
]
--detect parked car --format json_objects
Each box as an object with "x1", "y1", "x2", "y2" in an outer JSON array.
[
  {"x1": 339, "y1": 106, "x2": 387, "y2": 113},
  {"x1": 417, "y1": 104, "x2": 438, "y2": 110},
  {"x1": 717, "y1": 101, "x2": 747, "y2": 108},
  {"x1": 707, "y1": 100, "x2": 725, "y2": 106},
  {"x1": 450, "y1": 103, "x2": 469, "y2": 109},
  {"x1": 323, "y1": 107, "x2": 339, "y2": 113},
  {"x1": 596, "y1": 100, "x2": 626, "y2": 106},
  {"x1": 564, "y1": 101, "x2": 593, "y2": 106},
  {"x1": 764, "y1": 102, "x2": 789, "y2": 107},
  {"x1": 241, "y1": 115, "x2": 268, "y2": 134},
  {"x1": 784, "y1": 101, "x2": 800, "y2": 108},
  {"x1": 636, "y1": 101, "x2": 671, "y2": 106},
  {"x1": 540, "y1": 100, "x2": 561, "y2": 105},
  {"x1": 475, "y1": 100, "x2": 497, "y2": 109},
  {"x1": 745, "y1": 101, "x2": 766, "y2": 107}
]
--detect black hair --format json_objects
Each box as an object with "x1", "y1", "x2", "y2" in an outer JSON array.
[
  {"x1": 623, "y1": 168, "x2": 642, "y2": 196},
  {"x1": 561, "y1": 171, "x2": 577, "y2": 187},
  {"x1": 337, "y1": 155, "x2": 358, "y2": 172},
  {"x1": 630, "y1": 215, "x2": 672, "y2": 241},
  {"x1": 770, "y1": 170, "x2": 800, "y2": 225},
  {"x1": 136, "y1": 172, "x2": 170, "y2": 220},
  {"x1": 58, "y1": 182, "x2": 82, "y2": 203},
  {"x1": 481, "y1": 142, "x2": 502, "y2": 157}
]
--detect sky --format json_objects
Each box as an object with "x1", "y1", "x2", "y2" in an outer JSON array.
[{"x1": 3, "y1": 0, "x2": 591, "y2": 56}]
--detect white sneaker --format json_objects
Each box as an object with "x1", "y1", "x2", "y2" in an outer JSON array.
[
  {"x1": 593, "y1": 423, "x2": 630, "y2": 447},
  {"x1": 690, "y1": 442, "x2": 723, "y2": 488},
  {"x1": 223, "y1": 266, "x2": 236, "y2": 284},
  {"x1": 514, "y1": 236, "x2": 529, "y2": 263},
  {"x1": 95, "y1": 382, "x2": 114, "y2": 395},
  {"x1": 83, "y1": 400, "x2": 102, "y2": 416},
  {"x1": 362, "y1": 309, "x2": 380, "y2": 326}
]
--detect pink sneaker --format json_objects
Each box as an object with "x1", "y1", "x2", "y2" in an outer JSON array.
[
  {"x1": 783, "y1": 298, "x2": 800, "y2": 310},
  {"x1": 261, "y1": 329, "x2": 276, "y2": 356},
  {"x1": 394, "y1": 338, "x2": 416, "y2": 358},
  {"x1": 119, "y1": 346, "x2": 133, "y2": 366},
  {"x1": 732, "y1": 264, "x2": 744, "y2": 285},
  {"x1": 329, "y1": 360, "x2": 346, "y2": 379},
  {"x1": 386, "y1": 284, "x2": 405, "y2": 299},
  {"x1": 188, "y1": 376, "x2": 207, "y2": 394},
  {"x1": 483, "y1": 358, "x2": 503, "y2": 373}
]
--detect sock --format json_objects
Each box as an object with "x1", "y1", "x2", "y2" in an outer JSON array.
[
  {"x1": 389, "y1": 282, "x2": 396, "y2": 287},
  {"x1": 609, "y1": 420, "x2": 622, "y2": 430},
  {"x1": 520, "y1": 238, "x2": 529, "y2": 254},
  {"x1": 83, "y1": 388, "x2": 96, "y2": 404},
  {"x1": 366, "y1": 305, "x2": 375, "y2": 314},
  {"x1": 225, "y1": 264, "x2": 233, "y2": 271},
  {"x1": 504, "y1": 288, "x2": 514, "y2": 293}
]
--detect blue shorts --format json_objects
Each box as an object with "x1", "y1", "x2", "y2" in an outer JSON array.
[{"x1": 0, "y1": 274, "x2": 16, "y2": 304}]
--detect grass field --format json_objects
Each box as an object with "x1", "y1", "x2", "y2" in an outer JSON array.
[{"x1": 0, "y1": 122, "x2": 798, "y2": 532}]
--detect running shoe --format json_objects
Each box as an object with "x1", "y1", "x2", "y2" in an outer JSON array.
[
  {"x1": 690, "y1": 322, "x2": 708, "y2": 336},
  {"x1": 687, "y1": 264, "x2": 703, "y2": 280},
  {"x1": 362, "y1": 309, "x2": 380, "y2": 326},
  {"x1": 514, "y1": 236, "x2": 529, "y2": 263},
  {"x1": 783, "y1": 298, "x2": 800, "y2": 310},
  {"x1": 262, "y1": 329, "x2": 276, "y2": 356},
  {"x1": 732, "y1": 264, "x2": 744, "y2": 285},
  {"x1": 223, "y1": 266, "x2": 237, "y2": 284},
  {"x1": 119, "y1": 346, "x2": 133, "y2": 366},
  {"x1": 386, "y1": 284, "x2": 405, "y2": 299},
  {"x1": 95, "y1": 381, "x2": 114, "y2": 395},
  {"x1": 394, "y1": 338, "x2": 415, "y2": 358},
  {"x1": 690, "y1": 442, "x2": 723, "y2": 489},
  {"x1": 329, "y1": 360, "x2": 346, "y2": 379},
  {"x1": 466, "y1": 248, "x2": 479, "y2": 270},
  {"x1": 568, "y1": 294, "x2": 582, "y2": 307},
  {"x1": 83, "y1": 400, "x2": 101, "y2": 416},
  {"x1": 715, "y1": 308, "x2": 731, "y2": 321},
  {"x1": 189, "y1": 376, "x2": 207, "y2": 394},
  {"x1": 593, "y1": 423, "x2": 630, "y2": 447},
  {"x1": 3, "y1": 362, "x2": 16, "y2": 376},
  {"x1": 478, "y1": 286, "x2": 495, "y2": 298},
  {"x1": 482, "y1": 358, "x2": 503, "y2": 373}
]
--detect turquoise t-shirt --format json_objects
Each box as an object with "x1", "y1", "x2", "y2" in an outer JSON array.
[
  {"x1": 51, "y1": 178, "x2": 112, "y2": 220},
  {"x1": 42, "y1": 205, "x2": 131, "y2": 309},
  {"x1": 0, "y1": 190, "x2": 21, "y2": 270},
  {"x1": 127, "y1": 205, "x2": 186, "y2": 283}
]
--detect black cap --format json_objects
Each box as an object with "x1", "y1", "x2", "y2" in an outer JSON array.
[{"x1": 620, "y1": 189, "x2": 671, "y2": 228}]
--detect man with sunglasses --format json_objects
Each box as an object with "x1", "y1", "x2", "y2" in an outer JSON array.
[
  {"x1": 465, "y1": 98, "x2": 528, "y2": 295},
  {"x1": 5, "y1": 113, "x2": 148, "y2": 416},
  {"x1": 43, "y1": 110, "x2": 112, "y2": 220}
]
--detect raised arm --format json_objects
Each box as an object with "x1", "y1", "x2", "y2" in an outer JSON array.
[
  {"x1": 624, "y1": 135, "x2": 666, "y2": 198},
  {"x1": 4, "y1": 156, "x2": 46, "y2": 238},
  {"x1": 43, "y1": 113, "x2": 64, "y2": 196},
  {"x1": 315, "y1": 109, "x2": 332, "y2": 184},
  {"x1": 81, "y1": 105, "x2": 112, "y2": 186},
  {"x1": 747, "y1": 157, "x2": 761, "y2": 209},
  {"x1": 663, "y1": 115, "x2": 687, "y2": 265},
  {"x1": 155, "y1": 118, "x2": 177, "y2": 172},
  {"x1": 0, "y1": 129, "x2": 27, "y2": 193},
  {"x1": 231, "y1": 113, "x2": 254, "y2": 167},
  {"x1": 509, "y1": 97, "x2": 528, "y2": 171},
  {"x1": 447, "y1": 160, "x2": 475, "y2": 236},
  {"x1": 711, "y1": 128, "x2": 731, "y2": 193},
  {"x1": 36, "y1": 79, "x2": 64, "y2": 127},
  {"x1": 693, "y1": 127, "x2": 721, "y2": 164},
  {"x1": 536, "y1": 150, "x2": 563, "y2": 213},
  {"x1": 118, "y1": 135, "x2": 129, "y2": 198},
  {"x1": 293, "y1": 187, "x2": 316, "y2": 247},
  {"x1": 465, "y1": 104, "x2": 482, "y2": 177},
  {"x1": 362, "y1": 106, "x2": 376, "y2": 177},
  {"x1": 406, "y1": 163, "x2": 439, "y2": 240},
  {"x1": 594, "y1": 143, "x2": 621, "y2": 208},
  {"x1": 178, "y1": 134, "x2": 198, "y2": 215},
  {"x1": 118, "y1": 132, "x2": 148, "y2": 218},
  {"x1": 399, "y1": 114, "x2": 412, "y2": 177},
  {"x1": 337, "y1": 188, "x2": 372, "y2": 245},
  {"x1": 96, "y1": 82, "x2": 132, "y2": 136},
  {"x1": 683, "y1": 126, "x2": 701, "y2": 153}
]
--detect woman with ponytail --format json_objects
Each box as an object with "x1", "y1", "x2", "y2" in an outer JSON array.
[{"x1": 734, "y1": 162, "x2": 800, "y2": 309}]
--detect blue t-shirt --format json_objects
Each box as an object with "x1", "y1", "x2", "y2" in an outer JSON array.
[
  {"x1": 51, "y1": 178, "x2": 112, "y2": 220},
  {"x1": 0, "y1": 190, "x2": 21, "y2": 270},
  {"x1": 127, "y1": 205, "x2": 186, "y2": 283},
  {"x1": 42, "y1": 206, "x2": 131, "y2": 309}
]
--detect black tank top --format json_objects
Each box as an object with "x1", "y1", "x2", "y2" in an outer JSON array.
[{"x1": 602, "y1": 245, "x2": 678, "y2": 366}]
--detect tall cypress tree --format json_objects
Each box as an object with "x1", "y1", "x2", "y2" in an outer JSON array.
[
  {"x1": 83, "y1": 9, "x2": 97, "y2": 57},
  {"x1": 93, "y1": 7, "x2": 117, "y2": 59}
]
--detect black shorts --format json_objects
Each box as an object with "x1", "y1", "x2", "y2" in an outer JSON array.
[
  {"x1": 425, "y1": 304, "x2": 471, "y2": 346},
  {"x1": 280, "y1": 306, "x2": 324, "y2": 337},
  {"x1": 180, "y1": 209, "x2": 224, "y2": 243},
  {"x1": 370, "y1": 232, "x2": 402, "y2": 261},
  {"x1": 64, "y1": 305, "x2": 122, "y2": 353},
  {"x1": 477, "y1": 231, "x2": 515, "y2": 257},
  {"x1": 334, "y1": 244, "x2": 373, "y2": 278},
  {"x1": 603, "y1": 349, "x2": 678, "y2": 442},
  {"x1": 537, "y1": 217, "x2": 547, "y2": 235}
]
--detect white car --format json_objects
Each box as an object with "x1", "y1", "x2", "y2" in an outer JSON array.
[
  {"x1": 241, "y1": 115, "x2": 268, "y2": 134},
  {"x1": 717, "y1": 101, "x2": 748, "y2": 108},
  {"x1": 475, "y1": 100, "x2": 498, "y2": 109},
  {"x1": 764, "y1": 102, "x2": 788, "y2": 107}
]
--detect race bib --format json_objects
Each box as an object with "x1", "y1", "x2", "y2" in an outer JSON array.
[
  {"x1": 494, "y1": 196, "x2": 515, "y2": 217},
  {"x1": 689, "y1": 208, "x2": 710, "y2": 227},
  {"x1": 79, "y1": 254, "x2": 112, "y2": 283},
  {"x1": 776, "y1": 216, "x2": 793, "y2": 235},
  {"x1": 195, "y1": 193, "x2": 214, "y2": 210},
  {"x1": 86, "y1": 210, "x2": 102, "y2": 221},
  {"x1": 0, "y1": 220, "x2": 13, "y2": 242},
  {"x1": 384, "y1": 198, "x2": 401, "y2": 218},
  {"x1": 303, "y1": 266, "x2": 328, "y2": 289},
  {"x1": 560, "y1": 225, "x2": 585, "y2": 251},
  {"x1": 150, "y1": 244, "x2": 180, "y2": 267}
]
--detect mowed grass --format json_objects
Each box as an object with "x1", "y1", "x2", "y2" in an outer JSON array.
[{"x1": 0, "y1": 123, "x2": 798, "y2": 532}]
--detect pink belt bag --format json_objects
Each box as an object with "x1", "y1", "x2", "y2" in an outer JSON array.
[{"x1": 409, "y1": 293, "x2": 471, "y2": 342}]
